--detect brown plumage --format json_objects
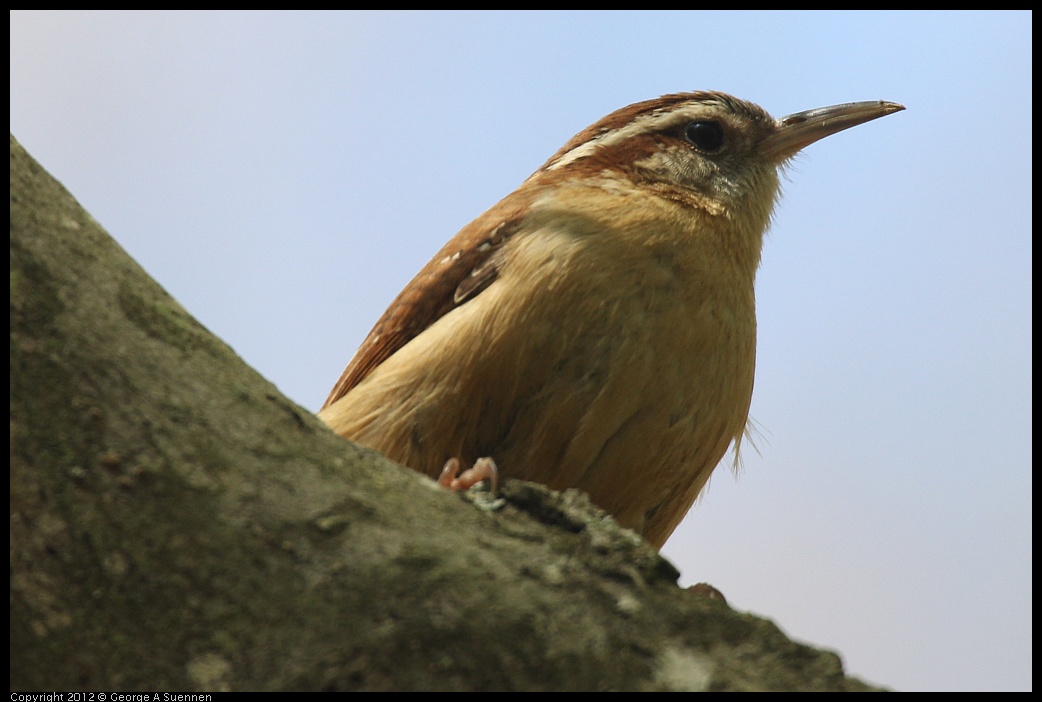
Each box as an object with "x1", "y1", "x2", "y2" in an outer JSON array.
[{"x1": 319, "y1": 92, "x2": 903, "y2": 549}]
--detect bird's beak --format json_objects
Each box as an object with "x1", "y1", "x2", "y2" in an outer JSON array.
[{"x1": 764, "y1": 100, "x2": 905, "y2": 163}]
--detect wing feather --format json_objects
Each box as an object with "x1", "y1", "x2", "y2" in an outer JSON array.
[{"x1": 321, "y1": 212, "x2": 523, "y2": 409}]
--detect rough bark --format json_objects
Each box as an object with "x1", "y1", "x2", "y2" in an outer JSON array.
[{"x1": 9, "y1": 134, "x2": 881, "y2": 691}]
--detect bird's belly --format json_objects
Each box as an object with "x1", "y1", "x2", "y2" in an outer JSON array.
[{"x1": 486, "y1": 265, "x2": 756, "y2": 545}]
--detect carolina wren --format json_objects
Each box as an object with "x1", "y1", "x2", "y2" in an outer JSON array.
[{"x1": 319, "y1": 92, "x2": 903, "y2": 549}]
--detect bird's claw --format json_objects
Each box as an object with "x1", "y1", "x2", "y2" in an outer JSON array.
[{"x1": 437, "y1": 456, "x2": 499, "y2": 495}]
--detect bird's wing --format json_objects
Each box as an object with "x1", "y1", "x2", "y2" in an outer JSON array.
[{"x1": 321, "y1": 209, "x2": 524, "y2": 409}]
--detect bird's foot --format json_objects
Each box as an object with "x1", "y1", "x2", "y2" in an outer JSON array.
[{"x1": 437, "y1": 456, "x2": 499, "y2": 495}]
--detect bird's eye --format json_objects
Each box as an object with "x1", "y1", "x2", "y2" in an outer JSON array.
[{"x1": 684, "y1": 121, "x2": 725, "y2": 152}]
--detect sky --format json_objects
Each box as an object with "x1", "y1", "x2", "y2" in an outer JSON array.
[{"x1": 10, "y1": 10, "x2": 1031, "y2": 692}]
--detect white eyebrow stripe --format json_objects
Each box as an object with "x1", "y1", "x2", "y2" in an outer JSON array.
[{"x1": 545, "y1": 104, "x2": 704, "y2": 172}]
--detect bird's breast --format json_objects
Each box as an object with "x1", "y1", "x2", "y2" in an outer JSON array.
[{"x1": 462, "y1": 205, "x2": 758, "y2": 531}]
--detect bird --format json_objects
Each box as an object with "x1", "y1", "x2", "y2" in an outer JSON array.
[{"x1": 319, "y1": 91, "x2": 904, "y2": 550}]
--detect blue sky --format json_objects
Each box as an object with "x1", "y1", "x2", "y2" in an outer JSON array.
[{"x1": 11, "y1": 11, "x2": 1031, "y2": 691}]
